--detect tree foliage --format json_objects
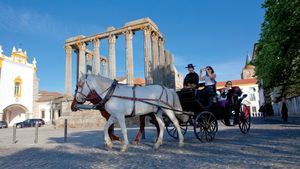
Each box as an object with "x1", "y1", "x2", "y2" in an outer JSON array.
[{"x1": 255, "y1": 0, "x2": 300, "y2": 97}]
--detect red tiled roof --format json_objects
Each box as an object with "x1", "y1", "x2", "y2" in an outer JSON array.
[
  {"x1": 116, "y1": 77, "x2": 145, "y2": 86},
  {"x1": 216, "y1": 78, "x2": 257, "y2": 88},
  {"x1": 37, "y1": 91, "x2": 63, "y2": 102},
  {"x1": 134, "y1": 77, "x2": 145, "y2": 86},
  {"x1": 116, "y1": 77, "x2": 126, "y2": 82}
]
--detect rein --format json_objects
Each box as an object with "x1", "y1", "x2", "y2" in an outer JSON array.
[
  {"x1": 112, "y1": 95, "x2": 174, "y2": 110},
  {"x1": 75, "y1": 77, "x2": 188, "y2": 115}
]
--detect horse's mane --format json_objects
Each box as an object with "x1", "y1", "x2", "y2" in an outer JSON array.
[
  {"x1": 83, "y1": 74, "x2": 114, "y2": 93},
  {"x1": 89, "y1": 74, "x2": 112, "y2": 83}
]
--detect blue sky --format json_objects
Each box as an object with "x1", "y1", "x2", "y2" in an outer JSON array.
[{"x1": 0, "y1": 0, "x2": 264, "y2": 93}]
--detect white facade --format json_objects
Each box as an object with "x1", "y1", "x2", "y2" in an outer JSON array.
[
  {"x1": 0, "y1": 45, "x2": 38, "y2": 126},
  {"x1": 38, "y1": 102, "x2": 52, "y2": 123},
  {"x1": 239, "y1": 84, "x2": 261, "y2": 117},
  {"x1": 173, "y1": 65, "x2": 184, "y2": 90}
]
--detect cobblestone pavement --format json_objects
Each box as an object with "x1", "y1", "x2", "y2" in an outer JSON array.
[{"x1": 0, "y1": 117, "x2": 299, "y2": 169}]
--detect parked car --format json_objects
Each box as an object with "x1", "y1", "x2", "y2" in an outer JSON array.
[
  {"x1": 15, "y1": 119, "x2": 42, "y2": 128},
  {"x1": 0, "y1": 121, "x2": 8, "y2": 128},
  {"x1": 35, "y1": 119, "x2": 45, "y2": 125}
]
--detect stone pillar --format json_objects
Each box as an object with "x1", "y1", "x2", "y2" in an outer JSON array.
[
  {"x1": 86, "y1": 53, "x2": 93, "y2": 74},
  {"x1": 103, "y1": 60, "x2": 108, "y2": 77},
  {"x1": 93, "y1": 39, "x2": 100, "y2": 75},
  {"x1": 125, "y1": 30, "x2": 134, "y2": 85},
  {"x1": 164, "y1": 50, "x2": 171, "y2": 87},
  {"x1": 151, "y1": 32, "x2": 159, "y2": 84},
  {"x1": 0, "y1": 111, "x2": 3, "y2": 121},
  {"x1": 169, "y1": 53, "x2": 174, "y2": 66},
  {"x1": 65, "y1": 45, "x2": 72, "y2": 96},
  {"x1": 165, "y1": 50, "x2": 171, "y2": 65},
  {"x1": 158, "y1": 38, "x2": 165, "y2": 85},
  {"x1": 77, "y1": 42, "x2": 86, "y2": 81},
  {"x1": 158, "y1": 38, "x2": 165, "y2": 66},
  {"x1": 143, "y1": 26, "x2": 153, "y2": 84},
  {"x1": 108, "y1": 35, "x2": 116, "y2": 79}
]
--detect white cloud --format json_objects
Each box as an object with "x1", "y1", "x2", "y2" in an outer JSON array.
[{"x1": 0, "y1": 2, "x2": 102, "y2": 37}]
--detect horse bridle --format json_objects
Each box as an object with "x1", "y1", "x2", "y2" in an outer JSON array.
[
  {"x1": 74, "y1": 76, "x2": 100, "y2": 104},
  {"x1": 74, "y1": 76, "x2": 118, "y2": 107}
]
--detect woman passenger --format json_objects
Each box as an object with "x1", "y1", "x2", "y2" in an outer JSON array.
[{"x1": 199, "y1": 66, "x2": 217, "y2": 108}]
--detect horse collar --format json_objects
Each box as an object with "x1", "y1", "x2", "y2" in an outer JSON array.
[{"x1": 96, "y1": 79, "x2": 118, "y2": 109}]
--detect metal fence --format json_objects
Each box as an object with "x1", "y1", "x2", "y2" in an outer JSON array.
[{"x1": 272, "y1": 96, "x2": 300, "y2": 116}]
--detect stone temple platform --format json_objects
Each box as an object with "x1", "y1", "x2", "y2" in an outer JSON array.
[{"x1": 55, "y1": 110, "x2": 106, "y2": 128}]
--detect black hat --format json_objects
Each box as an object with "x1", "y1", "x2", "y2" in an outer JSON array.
[{"x1": 185, "y1": 64, "x2": 195, "y2": 68}]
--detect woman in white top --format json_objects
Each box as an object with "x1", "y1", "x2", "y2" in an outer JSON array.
[{"x1": 199, "y1": 66, "x2": 217, "y2": 108}]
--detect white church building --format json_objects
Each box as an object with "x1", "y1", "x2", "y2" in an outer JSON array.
[{"x1": 0, "y1": 45, "x2": 39, "y2": 126}]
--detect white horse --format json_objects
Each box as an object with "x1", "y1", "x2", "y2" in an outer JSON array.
[{"x1": 75, "y1": 74, "x2": 184, "y2": 152}]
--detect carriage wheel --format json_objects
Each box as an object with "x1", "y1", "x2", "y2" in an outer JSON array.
[
  {"x1": 193, "y1": 111, "x2": 218, "y2": 142},
  {"x1": 239, "y1": 110, "x2": 251, "y2": 134},
  {"x1": 164, "y1": 116, "x2": 188, "y2": 139}
]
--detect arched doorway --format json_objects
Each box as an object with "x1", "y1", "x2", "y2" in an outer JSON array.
[{"x1": 3, "y1": 104, "x2": 28, "y2": 126}]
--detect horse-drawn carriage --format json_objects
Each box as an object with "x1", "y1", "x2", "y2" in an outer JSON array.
[
  {"x1": 72, "y1": 74, "x2": 251, "y2": 151},
  {"x1": 164, "y1": 87, "x2": 251, "y2": 142}
]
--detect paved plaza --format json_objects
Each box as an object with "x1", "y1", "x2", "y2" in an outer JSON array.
[{"x1": 0, "y1": 117, "x2": 299, "y2": 169}]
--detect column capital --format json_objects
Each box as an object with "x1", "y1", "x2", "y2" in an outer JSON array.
[
  {"x1": 158, "y1": 37, "x2": 164, "y2": 46},
  {"x1": 92, "y1": 39, "x2": 100, "y2": 48},
  {"x1": 65, "y1": 45, "x2": 72, "y2": 54},
  {"x1": 151, "y1": 32, "x2": 159, "y2": 41},
  {"x1": 143, "y1": 26, "x2": 152, "y2": 35},
  {"x1": 77, "y1": 42, "x2": 86, "y2": 51},
  {"x1": 108, "y1": 34, "x2": 116, "y2": 44},
  {"x1": 124, "y1": 30, "x2": 133, "y2": 40},
  {"x1": 87, "y1": 53, "x2": 93, "y2": 58}
]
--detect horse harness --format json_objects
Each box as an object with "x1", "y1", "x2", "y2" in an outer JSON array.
[
  {"x1": 113, "y1": 84, "x2": 170, "y2": 117},
  {"x1": 76, "y1": 79, "x2": 180, "y2": 116}
]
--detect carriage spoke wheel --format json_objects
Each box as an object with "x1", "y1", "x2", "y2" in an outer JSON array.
[
  {"x1": 164, "y1": 116, "x2": 188, "y2": 139},
  {"x1": 239, "y1": 111, "x2": 251, "y2": 134},
  {"x1": 194, "y1": 111, "x2": 218, "y2": 142}
]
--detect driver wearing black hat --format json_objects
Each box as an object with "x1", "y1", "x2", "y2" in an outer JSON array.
[{"x1": 183, "y1": 64, "x2": 199, "y2": 88}]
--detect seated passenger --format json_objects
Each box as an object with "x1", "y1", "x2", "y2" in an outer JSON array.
[
  {"x1": 220, "y1": 81, "x2": 233, "y2": 100},
  {"x1": 183, "y1": 64, "x2": 199, "y2": 89},
  {"x1": 199, "y1": 66, "x2": 217, "y2": 108},
  {"x1": 218, "y1": 81, "x2": 233, "y2": 126}
]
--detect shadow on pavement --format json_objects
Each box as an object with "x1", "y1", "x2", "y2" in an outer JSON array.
[{"x1": 1, "y1": 118, "x2": 300, "y2": 168}]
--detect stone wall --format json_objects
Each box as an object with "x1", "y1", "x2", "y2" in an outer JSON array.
[{"x1": 55, "y1": 109, "x2": 106, "y2": 128}]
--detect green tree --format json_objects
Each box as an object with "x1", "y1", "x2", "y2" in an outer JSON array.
[{"x1": 255, "y1": 0, "x2": 300, "y2": 98}]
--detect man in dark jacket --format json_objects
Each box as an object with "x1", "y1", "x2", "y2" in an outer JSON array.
[{"x1": 183, "y1": 64, "x2": 199, "y2": 88}]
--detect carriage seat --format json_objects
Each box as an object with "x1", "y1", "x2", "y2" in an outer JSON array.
[{"x1": 176, "y1": 88, "x2": 198, "y2": 103}]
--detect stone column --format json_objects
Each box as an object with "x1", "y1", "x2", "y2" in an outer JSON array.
[
  {"x1": 93, "y1": 39, "x2": 100, "y2": 75},
  {"x1": 158, "y1": 38, "x2": 165, "y2": 66},
  {"x1": 151, "y1": 32, "x2": 159, "y2": 84},
  {"x1": 108, "y1": 35, "x2": 116, "y2": 79},
  {"x1": 65, "y1": 45, "x2": 72, "y2": 96},
  {"x1": 0, "y1": 111, "x2": 3, "y2": 121},
  {"x1": 158, "y1": 37, "x2": 165, "y2": 85},
  {"x1": 77, "y1": 42, "x2": 86, "y2": 80},
  {"x1": 86, "y1": 53, "x2": 93, "y2": 74},
  {"x1": 125, "y1": 30, "x2": 134, "y2": 85},
  {"x1": 165, "y1": 50, "x2": 171, "y2": 65},
  {"x1": 169, "y1": 53, "x2": 174, "y2": 67},
  {"x1": 103, "y1": 60, "x2": 108, "y2": 77},
  {"x1": 143, "y1": 26, "x2": 153, "y2": 84}
]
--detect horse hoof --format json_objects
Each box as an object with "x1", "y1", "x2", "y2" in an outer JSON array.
[
  {"x1": 120, "y1": 145, "x2": 128, "y2": 152},
  {"x1": 153, "y1": 143, "x2": 161, "y2": 150},
  {"x1": 179, "y1": 142, "x2": 184, "y2": 147},
  {"x1": 133, "y1": 141, "x2": 139, "y2": 145},
  {"x1": 106, "y1": 142, "x2": 113, "y2": 150}
]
